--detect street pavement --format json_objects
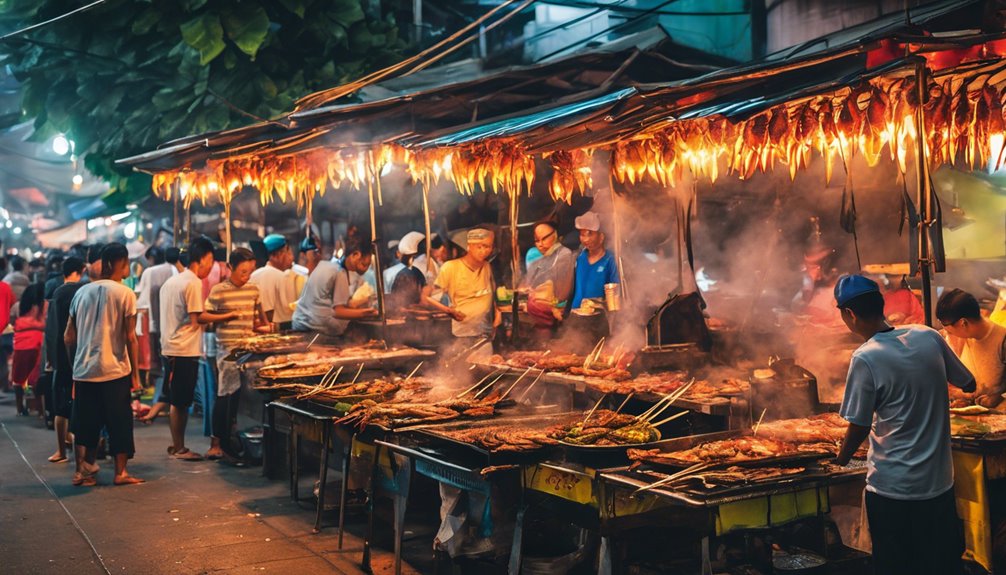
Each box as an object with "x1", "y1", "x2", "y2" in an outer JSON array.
[{"x1": 0, "y1": 392, "x2": 424, "y2": 574}]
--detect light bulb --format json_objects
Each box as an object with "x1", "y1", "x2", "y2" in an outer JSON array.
[
  {"x1": 72, "y1": 174, "x2": 83, "y2": 186},
  {"x1": 52, "y1": 135, "x2": 70, "y2": 155}
]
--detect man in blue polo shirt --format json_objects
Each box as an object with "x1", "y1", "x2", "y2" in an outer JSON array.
[
  {"x1": 570, "y1": 211, "x2": 618, "y2": 310},
  {"x1": 832, "y1": 274, "x2": 973, "y2": 575}
]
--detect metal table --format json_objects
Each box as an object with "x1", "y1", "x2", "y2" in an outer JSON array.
[{"x1": 264, "y1": 399, "x2": 354, "y2": 539}]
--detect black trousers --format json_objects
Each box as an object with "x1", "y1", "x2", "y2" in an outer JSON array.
[
  {"x1": 865, "y1": 487, "x2": 964, "y2": 575},
  {"x1": 70, "y1": 376, "x2": 134, "y2": 457},
  {"x1": 211, "y1": 389, "x2": 242, "y2": 455}
]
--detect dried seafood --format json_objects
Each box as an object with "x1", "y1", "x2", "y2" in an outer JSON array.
[
  {"x1": 628, "y1": 437, "x2": 837, "y2": 467},
  {"x1": 437, "y1": 425, "x2": 560, "y2": 453}
]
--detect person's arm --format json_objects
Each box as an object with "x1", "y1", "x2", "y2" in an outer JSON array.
[
  {"x1": 253, "y1": 302, "x2": 271, "y2": 333},
  {"x1": 196, "y1": 309, "x2": 237, "y2": 323},
  {"x1": 124, "y1": 314, "x2": 140, "y2": 391},
  {"x1": 834, "y1": 423, "x2": 871, "y2": 466},
  {"x1": 64, "y1": 315, "x2": 77, "y2": 364},
  {"x1": 422, "y1": 264, "x2": 465, "y2": 320},
  {"x1": 332, "y1": 272, "x2": 377, "y2": 319},
  {"x1": 939, "y1": 333, "x2": 977, "y2": 393},
  {"x1": 554, "y1": 249, "x2": 575, "y2": 303},
  {"x1": 835, "y1": 356, "x2": 876, "y2": 465}
]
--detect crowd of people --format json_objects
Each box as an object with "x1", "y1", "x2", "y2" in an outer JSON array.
[{"x1": 0, "y1": 212, "x2": 622, "y2": 486}]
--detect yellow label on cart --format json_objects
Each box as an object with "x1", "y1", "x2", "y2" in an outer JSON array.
[
  {"x1": 524, "y1": 464, "x2": 597, "y2": 507},
  {"x1": 716, "y1": 487, "x2": 829, "y2": 535},
  {"x1": 953, "y1": 450, "x2": 991, "y2": 572}
]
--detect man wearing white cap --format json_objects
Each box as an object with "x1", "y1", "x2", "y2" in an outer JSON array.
[
  {"x1": 424, "y1": 227, "x2": 499, "y2": 339},
  {"x1": 570, "y1": 211, "x2": 618, "y2": 310},
  {"x1": 292, "y1": 237, "x2": 378, "y2": 336},
  {"x1": 250, "y1": 234, "x2": 298, "y2": 330},
  {"x1": 385, "y1": 232, "x2": 423, "y2": 294}
]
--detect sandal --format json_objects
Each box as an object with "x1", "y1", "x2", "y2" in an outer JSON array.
[
  {"x1": 172, "y1": 448, "x2": 204, "y2": 461},
  {"x1": 113, "y1": 475, "x2": 146, "y2": 486},
  {"x1": 204, "y1": 448, "x2": 224, "y2": 460},
  {"x1": 72, "y1": 472, "x2": 96, "y2": 487},
  {"x1": 47, "y1": 454, "x2": 68, "y2": 463}
]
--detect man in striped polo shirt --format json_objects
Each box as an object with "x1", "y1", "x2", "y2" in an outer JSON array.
[{"x1": 203, "y1": 248, "x2": 269, "y2": 460}]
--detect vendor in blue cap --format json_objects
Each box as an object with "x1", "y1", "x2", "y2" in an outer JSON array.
[
  {"x1": 250, "y1": 233, "x2": 299, "y2": 330},
  {"x1": 831, "y1": 274, "x2": 973, "y2": 575}
]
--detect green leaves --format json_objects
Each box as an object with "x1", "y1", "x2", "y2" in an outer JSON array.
[
  {"x1": 180, "y1": 13, "x2": 225, "y2": 65},
  {"x1": 221, "y1": 6, "x2": 270, "y2": 59},
  {"x1": 0, "y1": 0, "x2": 406, "y2": 198}
]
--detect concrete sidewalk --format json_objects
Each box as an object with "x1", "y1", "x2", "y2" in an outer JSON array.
[{"x1": 0, "y1": 393, "x2": 421, "y2": 574}]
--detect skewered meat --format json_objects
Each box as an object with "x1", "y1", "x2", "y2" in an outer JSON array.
[
  {"x1": 567, "y1": 366, "x2": 632, "y2": 381},
  {"x1": 337, "y1": 400, "x2": 460, "y2": 429},
  {"x1": 548, "y1": 410, "x2": 662, "y2": 446},
  {"x1": 628, "y1": 436, "x2": 834, "y2": 467}
]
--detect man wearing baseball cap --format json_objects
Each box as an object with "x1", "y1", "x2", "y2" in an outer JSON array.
[
  {"x1": 570, "y1": 211, "x2": 618, "y2": 311},
  {"x1": 832, "y1": 274, "x2": 973, "y2": 574},
  {"x1": 423, "y1": 227, "x2": 499, "y2": 340},
  {"x1": 250, "y1": 234, "x2": 298, "y2": 330}
]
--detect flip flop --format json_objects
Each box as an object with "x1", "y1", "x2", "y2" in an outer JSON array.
[
  {"x1": 113, "y1": 475, "x2": 146, "y2": 486},
  {"x1": 47, "y1": 454, "x2": 68, "y2": 463},
  {"x1": 172, "y1": 448, "x2": 204, "y2": 461},
  {"x1": 204, "y1": 449, "x2": 224, "y2": 461},
  {"x1": 72, "y1": 472, "x2": 96, "y2": 487}
]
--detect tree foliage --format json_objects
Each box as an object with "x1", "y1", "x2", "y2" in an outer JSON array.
[{"x1": 0, "y1": 0, "x2": 407, "y2": 196}]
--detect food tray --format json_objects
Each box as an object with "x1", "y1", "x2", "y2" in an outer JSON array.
[{"x1": 624, "y1": 429, "x2": 836, "y2": 471}]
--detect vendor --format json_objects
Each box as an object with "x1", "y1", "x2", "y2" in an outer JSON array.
[
  {"x1": 413, "y1": 233, "x2": 448, "y2": 287},
  {"x1": 936, "y1": 288, "x2": 1006, "y2": 408},
  {"x1": 292, "y1": 238, "x2": 378, "y2": 336},
  {"x1": 569, "y1": 211, "x2": 618, "y2": 311},
  {"x1": 832, "y1": 274, "x2": 972, "y2": 575},
  {"x1": 792, "y1": 243, "x2": 841, "y2": 327},
  {"x1": 387, "y1": 231, "x2": 427, "y2": 313},
  {"x1": 522, "y1": 221, "x2": 574, "y2": 332},
  {"x1": 423, "y1": 227, "x2": 500, "y2": 341},
  {"x1": 875, "y1": 272, "x2": 925, "y2": 325},
  {"x1": 250, "y1": 234, "x2": 299, "y2": 330},
  {"x1": 298, "y1": 234, "x2": 324, "y2": 276}
]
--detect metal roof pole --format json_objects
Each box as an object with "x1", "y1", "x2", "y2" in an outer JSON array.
[{"x1": 913, "y1": 61, "x2": 934, "y2": 327}]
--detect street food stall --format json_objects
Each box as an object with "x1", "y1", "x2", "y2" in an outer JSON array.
[{"x1": 113, "y1": 6, "x2": 1006, "y2": 571}]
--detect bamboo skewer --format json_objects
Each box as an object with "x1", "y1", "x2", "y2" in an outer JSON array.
[
  {"x1": 642, "y1": 379, "x2": 695, "y2": 424},
  {"x1": 404, "y1": 362, "x2": 424, "y2": 381},
  {"x1": 516, "y1": 368, "x2": 546, "y2": 402},
  {"x1": 501, "y1": 364, "x2": 535, "y2": 400},
  {"x1": 458, "y1": 368, "x2": 504, "y2": 398},
  {"x1": 581, "y1": 394, "x2": 608, "y2": 427},
  {"x1": 633, "y1": 462, "x2": 711, "y2": 495},
  {"x1": 614, "y1": 393, "x2": 634, "y2": 415},
  {"x1": 306, "y1": 333, "x2": 320, "y2": 350},
  {"x1": 753, "y1": 408, "x2": 768, "y2": 435},
  {"x1": 650, "y1": 410, "x2": 689, "y2": 428},
  {"x1": 474, "y1": 371, "x2": 508, "y2": 399},
  {"x1": 350, "y1": 363, "x2": 365, "y2": 385}
]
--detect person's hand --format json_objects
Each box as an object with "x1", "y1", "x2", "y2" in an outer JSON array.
[
  {"x1": 228, "y1": 311, "x2": 241, "y2": 321},
  {"x1": 493, "y1": 310, "x2": 502, "y2": 328},
  {"x1": 977, "y1": 394, "x2": 1004, "y2": 408},
  {"x1": 363, "y1": 307, "x2": 379, "y2": 317},
  {"x1": 254, "y1": 324, "x2": 272, "y2": 334},
  {"x1": 450, "y1": 309, "x2": 466, "y2": 322},
  {"x1": 131, "y1": 372, "x2": 142, "y2": 392},
  {"x1": 950, "y1": 398, "x2": 973, "y2": 409}
]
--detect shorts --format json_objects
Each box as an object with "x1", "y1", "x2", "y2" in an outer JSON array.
[
  {"x1": 52, "y1": 370, "x2": 73, "y2": 418},
  {"x1": 71, "y1": 376, "x2": 134, "y2": 456},
  {"x1": 11, "y1": 347, "x2": 40, "y2": 388},
  {"x1": 160, "y1": 356, "x2": 199, "y2": 408}
]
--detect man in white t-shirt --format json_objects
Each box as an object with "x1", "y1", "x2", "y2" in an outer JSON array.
[
  {"x1": 65, "y1": 243, "x2": 144, "y2": 487},
  {"x1": 157, "y1": 237, "x2": 236, "y2": 460},
  {"x1": 832, "y1": 275, "x2": 974, "y2": 575},
  {"x1": 250, "y1": 234, "x2": 299, "y2": 329}
]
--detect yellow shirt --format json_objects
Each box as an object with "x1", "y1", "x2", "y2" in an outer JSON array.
[{"x1": 435, "y1": 259, "x2": 493, "y2": 337}]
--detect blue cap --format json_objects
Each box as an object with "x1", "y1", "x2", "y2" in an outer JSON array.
[
  {"x1": 263, "y1": 234, "x2": 287, "y2": 254},
  {"x1": 834, "y1": 274, "x2": 880, "y2": 307}
]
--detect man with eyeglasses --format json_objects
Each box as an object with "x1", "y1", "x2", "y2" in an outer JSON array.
[
  {"x1": 523, "y1": 221, "x2": 574, "y2": 333},
  {"x1": 937, "y1": 288, "x2": 1006, "y2": 408}
]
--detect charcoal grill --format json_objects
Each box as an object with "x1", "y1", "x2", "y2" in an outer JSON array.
[{"x1": 640, "y1": 291, "x2": 712, "y2": 370}]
